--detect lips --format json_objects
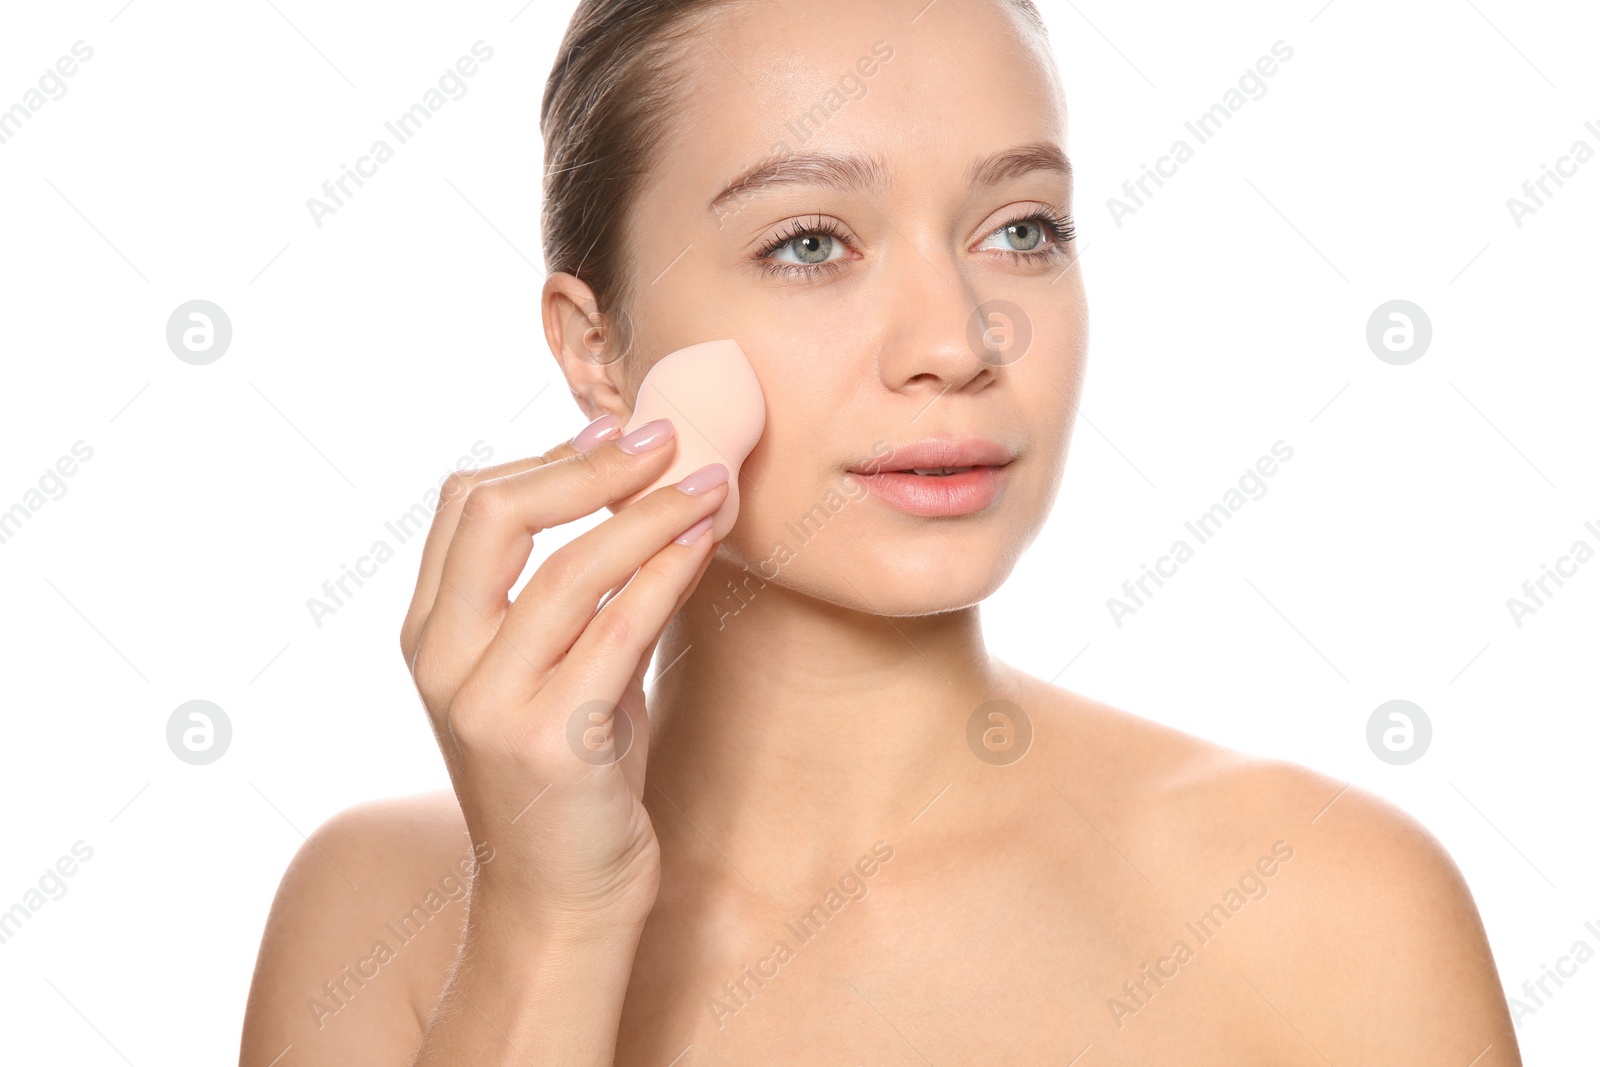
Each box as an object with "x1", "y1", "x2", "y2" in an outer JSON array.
[
  {"x1": 847, "y1": 438, "x2": 1015, "y2": 517},
  {"x1": 850, "y1": 438, "x2": 1015, "y2": 474}
]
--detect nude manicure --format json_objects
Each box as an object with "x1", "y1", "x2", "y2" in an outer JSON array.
[
  {"x1": 676, "y1": 462, "x2": 729, "y2": 495},
  {"x1": 674, "y1": 516, "x2": 714, "y2": 544},
  {"x1": 571, "y1": 413, "x2": 621, "y2": 452},
  {"x1": 617, "y1": 417, "x2": 675, "y2": 454}
]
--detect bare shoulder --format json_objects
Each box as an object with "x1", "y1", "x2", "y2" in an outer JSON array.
[
  {"x1": 238, "y1": 789, "x2": 480, "y2": 1066},
  {"x1": 1008, "y1": 669, "x2": 1520, "y2": 1063}
]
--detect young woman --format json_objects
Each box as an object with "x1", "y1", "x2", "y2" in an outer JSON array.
[{"x1": 239, "y1": 1, "x2": 1522, "y2": 1062}]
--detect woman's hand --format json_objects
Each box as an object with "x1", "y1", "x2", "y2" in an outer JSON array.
[{"x1": 399, "y1": 413, "x2": 726, "y2": 939}]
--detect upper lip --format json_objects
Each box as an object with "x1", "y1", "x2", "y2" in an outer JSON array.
[{"x1": 849, "y1": 437, "x2": 1016, "y2": 473}]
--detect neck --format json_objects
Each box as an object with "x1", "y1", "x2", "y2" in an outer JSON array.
[{"x1": 642, "y1": 554, "x2": 1004, "y2": 894}]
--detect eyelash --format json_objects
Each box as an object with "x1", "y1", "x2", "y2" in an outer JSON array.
[{"x1": 753, "y1": 207, "x2": 1077, "y2": 279}]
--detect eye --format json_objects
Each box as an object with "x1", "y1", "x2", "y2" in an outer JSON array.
[
  {"x1": 772, "y1": 231, "x2": 844, "y2": 266},
  {"x1": 751, "y1": 207, "x2": 1075, "y2": 280},
  {"x1": 988, "y1": 219, "x2": 1047, "y2": 251},
  {"x1": 754, "y1": 214, "x2": 857, "y2": 278},
  {"x1": 975, "y1": 208, "x2": 1076, "y2": 261}
]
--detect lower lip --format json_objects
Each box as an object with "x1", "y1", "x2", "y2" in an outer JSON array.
[{"x1": 847, "y1": 465, "x2": 1010, "y2": 517}]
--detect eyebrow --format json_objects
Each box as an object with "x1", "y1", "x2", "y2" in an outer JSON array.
[{"x1": 707, "y1": 141, "x2": 1071, "y2": 214}]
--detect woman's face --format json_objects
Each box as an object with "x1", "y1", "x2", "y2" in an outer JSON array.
[{"x1": 617, "y1": 0, "x2": 1086, "y2": 615}]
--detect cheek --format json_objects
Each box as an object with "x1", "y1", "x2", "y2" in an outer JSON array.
[
  {"x1": 700, "y1": 278, "x2": 1085, "y2": 598},
  {"x1": 1033, "y1": 295, "x2": 1088, "y2": 422},
  {"x1": 727, "y1": 375, "x2": 840, "y2": 531},
  {"x1": 1032, "y1": 355, "x2": 1085, "y2": 489},
  {"x1": 729, "y1": 322, "x2": 863, "y2": 484}
]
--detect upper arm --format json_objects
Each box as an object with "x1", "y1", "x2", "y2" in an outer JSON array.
[{"x1": 238, "y1": 792, "x2": 475, "y2": 1067}]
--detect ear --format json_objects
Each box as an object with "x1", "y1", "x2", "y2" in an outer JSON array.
[{"x1": 541, "y1": 272, "x2": 633, "y2": 423}]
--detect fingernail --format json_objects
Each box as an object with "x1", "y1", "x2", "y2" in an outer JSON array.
[
  {"x1": 617, "y1": 418, "x2": 674, "y2": 454},
  {"x1": 676, "y1": 462, "x2": 729, "y2": 495},
  {"x1": 674, "y1": 516, "x2": 714, "y2": 544},
  {"x1": 571, "y1": 413, "x2": 621, "y2": 453}
]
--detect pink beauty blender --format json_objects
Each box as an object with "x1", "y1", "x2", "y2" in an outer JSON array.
[{"x1": 614, "y1": 339, "x2": 765, "y2": 540}]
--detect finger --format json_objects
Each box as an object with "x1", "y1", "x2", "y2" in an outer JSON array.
[
  {"x1": 594, "y1": 511, "x2": 716, "y2": 621},
  {"x1": 533, "y1": 526, "x2": 718, "y2": 742},
  {"x1": 635, "y1": 535, "x2": 718, "y2": 672},
  {"x1": 401, "y1": 432, "x2": 596, "y2": 665},
  {"x1": 556, "y1": 535, "x2": 719, "y2": 800},
  {"x1": 594, "y1": 576, "x2": 629, "y2": 617},
  {"x1": 462, "y1": 475, "x2": 728, "y2": 705},
  {"x1": 416, "y1": 423, "x2": 685, "y2": 712},
  {"x1": 619, "y1": 534, "x2": 717, "y2": 692},
  {"x1": 614, "y1": 667, "x2": 653, "y2": 799},
  {"x1": 621, "y1": 538, "x2": 716, "y2": 792},
  {"x1": 584, "y1": 539, "x2": 719, "y2": 801}
]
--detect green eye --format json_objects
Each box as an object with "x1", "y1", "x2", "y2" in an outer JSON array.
[
  {"x1": 1002, "y1": 221, "x2": 1044, "y2": 251},
  {"x1": 754, "y1": 215, "x2": 858, "y2": 279},
  {"x1": 783, "y1": 233, "x2": 835, "y2": 264},
  {"x1": 976, "y1": 210, "x2": 1075, "y2": 259}
]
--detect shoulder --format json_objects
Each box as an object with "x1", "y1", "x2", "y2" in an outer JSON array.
[
  {"x1": 1009, "y1": 666, "x2": 1471, "y2": 885},
  {"x1": 1011, "y1": 671, "x2": 1520, "y2": 1062},
  {"x1": 239, "y1": 789, "x2": 479, "y2": 1064},
  {"x1": 1190, "y1": 759, "x2": 1519, "y2": 1061}
]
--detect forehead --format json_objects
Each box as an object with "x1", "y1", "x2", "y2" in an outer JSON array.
[{"x1": 653, "y1": 0, "x2": 1065, "y2": 212}]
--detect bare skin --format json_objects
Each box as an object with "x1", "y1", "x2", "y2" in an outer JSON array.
[
  {"x1": 239, "y1": 0, "x2": 1520, "y2": 1062},
  {"x1": 239, "y1": 680, "x2": 1517, "y2": 1064}
]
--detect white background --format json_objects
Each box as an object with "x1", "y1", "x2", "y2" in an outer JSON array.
[{"x1": 0, "y1": 0, "x2": 1594, "y2": 1062}]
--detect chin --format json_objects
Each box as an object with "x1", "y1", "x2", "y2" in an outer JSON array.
[
  {"x1": 851, "y1": 524, "x2": 1021, "y2": 615},
  {"x1": 739, "y1": 516, "x2": 1022, "y2": 617},
  {"x1": 843, "y1": 570, "x2": 1008, "y2": 616}
]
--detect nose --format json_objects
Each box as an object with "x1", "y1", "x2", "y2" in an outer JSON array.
[{"x1": 874, "y1": 236, "x2": 995, "y2": 400}]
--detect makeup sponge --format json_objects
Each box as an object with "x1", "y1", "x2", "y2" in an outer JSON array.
[{"x1": 614, "y1": 339, "x2": 765, "y2": 541}]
